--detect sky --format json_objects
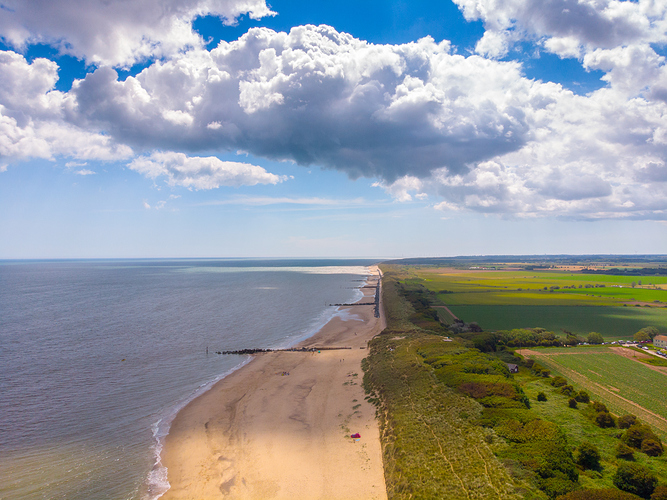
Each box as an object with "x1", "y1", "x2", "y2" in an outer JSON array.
[{"x1": 1, "y1": 0, "x2": 667, "y2": 259}]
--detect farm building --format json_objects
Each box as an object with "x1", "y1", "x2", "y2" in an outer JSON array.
[
  {"x1": 507, "y1": 363, "x2": 519, "y2": 373},
  {"x1": 654, "y1": 335, "x2": 667, "y2": 348}
]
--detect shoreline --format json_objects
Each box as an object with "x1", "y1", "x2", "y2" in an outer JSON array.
[{"x1": 157, "y1": 266, "x2": 387, "y2": 499}]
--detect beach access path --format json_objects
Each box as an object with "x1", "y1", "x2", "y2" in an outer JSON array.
[{"x1": 160, "y1": 266, "x2": 387, "y2": 500}]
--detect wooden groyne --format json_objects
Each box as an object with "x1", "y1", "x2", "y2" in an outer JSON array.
[
  {"x1": 215, "y1": 346, "x2": 352, "y2": 355},
  {"x1": 329, "y1": 302, "x2": 376, "y2": 306}
]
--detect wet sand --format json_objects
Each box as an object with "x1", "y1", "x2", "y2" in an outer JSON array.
[{"x1": 160, "y1": 267, "x2": 387, "y2": 500}]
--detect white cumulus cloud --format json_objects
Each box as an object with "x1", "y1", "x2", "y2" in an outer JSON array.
[
  {"x1": 0, "y1": 0, "x2": 275, "y2": 67},
  {"x1": 128, "y1": 151, "x2": 287, "y2": 189},
  {"x1": 72, "y1": 27, "x2": 533, "y2": 181},
  {"x1": 452, "y1": 0, "x2": 667, "y2": 59},
  {"x1": 0, "y1": 51, "x2": 132, "y2": 162}
]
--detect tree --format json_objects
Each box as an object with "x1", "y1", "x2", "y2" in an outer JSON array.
[
  {"x1": 575, "y1": 390, "x2": 590, "y2": 403},
  {"x1": 619, "y1": 415, "x2": 638, "y2": 429},
  {"x1": 587, "y1": 332, "x2": 605, "y2": 344},
  {"x1": 613, "y1": 462, "x2": 658, "y2": 498},
  {"x1": 623, "y1": 424, "x2": 663, "y2": 451},
  {"x1": 641, "y1": 439, "x2": 664, "y2": 457},
  {"x1": 561, "y1": 385, "x2": 576, "y2": 397},
  {"x1": 576, "y1": 441, "x2": 601, "y2": 470},
  {"x1": 596, "y1": 412, "x2": 616, "y2": 428},
  {"x1": 635, "y1": 331, "x2": 651, "y2": 342},
  {"x1": 638, "y1": 326, "x2": 660, "y2": 341},
  {"x1": 537, "y1": 391, "x2": 547, "y2": 402},
  {"x1": 593, "y1": 401, "x2": 609, "y2": 413},
  {"x1": 569, "y1": 398, "x2": 578, "y2": 408}
]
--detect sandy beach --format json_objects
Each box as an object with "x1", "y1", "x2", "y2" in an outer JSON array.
[{"x1": 160, "y1": 266, "x2": 387, "y2": 500}]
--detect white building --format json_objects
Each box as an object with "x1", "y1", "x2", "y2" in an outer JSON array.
[{"x1": 654, "y1": 335, "x2": 667, "y2": 348}]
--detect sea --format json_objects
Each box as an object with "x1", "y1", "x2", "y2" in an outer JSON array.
[{"x1": 0, "y1": 259, "x2": 377, "y2": 500}]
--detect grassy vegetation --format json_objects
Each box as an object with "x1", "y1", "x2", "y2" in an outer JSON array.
[
  {"x1": 522, "y1": 349, "x2": 667, "y2": 439},
  {"x1": 364, "y1": 269, "x2": 538, "y2": 499},
  {"x1": 517, "y1": 371, "x2": 667, "y2": 491},
  {"x1": 364, "y1": 263, "x2": 667, "y2": 499}
]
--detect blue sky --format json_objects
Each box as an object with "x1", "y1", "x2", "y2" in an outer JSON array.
[{"x1": 0, "y1": 0, "x2": 666, "y2": 258}]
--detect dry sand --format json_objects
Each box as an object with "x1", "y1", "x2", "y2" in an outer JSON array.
[{"x1": 160, "y1": 266, "x2": 387, "y2": 500}]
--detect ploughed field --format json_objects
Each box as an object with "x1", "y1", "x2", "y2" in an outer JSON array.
[{"x1": 412, "y1": 267, "x2": 667, "y2": 339}]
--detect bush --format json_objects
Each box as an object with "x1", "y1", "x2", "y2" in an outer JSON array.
[
  {"x1": 561, "y1": 385, "x2": 576, "y2": 397},
  {"x1": 569, "y1": 398, "x2": 578, "y2": 409},
  {"x1": 540, "y1": 475, "x2": 578, "y2": 498},
  {"x1": 551, "y1": 376, "x2": 568, "y2": 387},
  {"x1": 613, "y1": 463, "x2": 658, "y2": 498},
  {"x1": 619, "y1": 415, "x2": 638, "y2": 429},
  {"x1": 575, "y1": 390, "x2": 590, "y2": 403},
  {"x1": 537, "y1": 391, "x2": 547, "y2": 402},
  {"x1": 575, "y1": 441, "x2": 601, "y2": 470},
  {"x1": 616, "y1": 442, "x2": 635, "y2": 460},
  {"x1": 651, "y1": 485, "x2": 667, "y2": 500},
  {"x1": 641, "y1": 439, "x2": 664, "y2": 457},
  {"x1": 624, "y1": 424, "x2": 662, "y2": 450},
  {"x1": 556, "y1": 489, "x2": 644, "y2": 500},
  {"x1": 593, "y1": 401, "x2": 609, "y2": 413},
  {"x1": 596, "y1": 411, "x2": 616, "y2": 428}
]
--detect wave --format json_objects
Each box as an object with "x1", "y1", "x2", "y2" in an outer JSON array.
[
  {"x1": 144, "y1": 266, "x2": 373, "y2": 499},
  {"x1": 144, "y1": 356, "x2": 253, "y2": 500}
]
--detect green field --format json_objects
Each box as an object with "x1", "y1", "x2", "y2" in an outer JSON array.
[
  {"x1": 403, "y1": 266, "x2": 667, "y2": 338},
  {"x1": 416, "y1": 268, "x2": 667, "y2": 305},
  {"x1": 518, "y1": 372, "x2": 667, "y2": 490},
  {"x1": 449, "y1": 305, "x2": 667, "y2": 340},
  {"x1": 524, "y1": 348, "x2": 667, "y2": 437}
]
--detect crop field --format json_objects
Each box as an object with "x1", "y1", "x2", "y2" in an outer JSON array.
[
  {"x1": 405, "y1": 266, "x2": 667, "y2": 337},
  {"x1": 523, "y1": 348, "x2": 667, "y2": 438},
  {"x1": 448, "y1": 305, "x2": 667, "y2": 339}
]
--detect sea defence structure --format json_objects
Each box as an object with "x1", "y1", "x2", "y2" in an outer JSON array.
[
  {"x1": 215, "y1": 346, "x2": 352, "y2": 355},
  {"x1": 329, "y1": 270, "x2": 381, "y2": 318}
]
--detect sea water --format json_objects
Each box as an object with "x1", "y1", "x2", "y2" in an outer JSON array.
[{"x1": 0, "y1": 259, "x2": 376, "y2": 500}]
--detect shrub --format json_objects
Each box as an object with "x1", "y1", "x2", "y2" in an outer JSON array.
[
  {"x1": 556, "y1": 489, "x2": 644, "y2": 500},
  {"x1": 575, "y1": 441, "x2": 601, "y2": 470},
  {"x1": 616, "y1": 442, "x2": 636, "y2": 461},
  {"x1": 619, "y1": 415, "x2": 638, "y2": 429},
  {"x1": 641, "y1": 439, "x2": 664, "y2": 457},
  {"x1": 569, "y1": 398, "x2": 578, "y2": 409},
  {"x1": 624, "y1": 424, "x2": 662, "y2": 450},
  {"x1": 613, "y1": 463, "x2": 658, "y2": 498},
  {"x1": 537, "y1": 391, "x2": 547, "y2": 402},
  {"x1": 551, "y1": 376, "x2": 568, "y2": 387},
  {"x1": 651, "y1": 485, "x2": 667, "y2": 500},
  {"x1": 575, "y1": 390, "x2": 590, "y2": 403},
  {"x1": 593, "y1": 401, "x2": 609, "y2": 413},
  {"x1": 596, "y1": 411, "x2": 616, "y2": 428},
  {"x1": 561, "y1": 385, "x2": 576, "y2": 397},
  {"x1": 540, "y1": 475, "x2": 578, "y2": 498}
]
